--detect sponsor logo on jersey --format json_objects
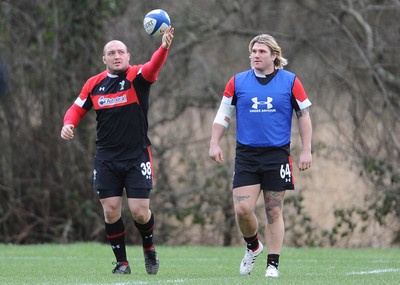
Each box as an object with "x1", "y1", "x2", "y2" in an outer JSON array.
[
  {"x1": 250, "y1": 97, "x2": 276, "y2": 113},
  {"x1": 98, "y1": 94, "x2": 127, "y2": 107}
]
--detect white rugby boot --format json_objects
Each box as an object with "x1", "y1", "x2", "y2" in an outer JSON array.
[
  {"x1": 265, "y1": 264, "x2": 279, "y2": 278},
  {"x1": 239, "y1": 241, "x2": 264, "y2": 275}
]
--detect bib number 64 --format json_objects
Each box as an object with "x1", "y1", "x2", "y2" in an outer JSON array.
[{"x1": 280, "y1": 163, "x2": 292, "y2": 182}]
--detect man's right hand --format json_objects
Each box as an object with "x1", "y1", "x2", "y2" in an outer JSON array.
[{"x1": 61, "y1": 124, "x2": 74, "y2": 140}]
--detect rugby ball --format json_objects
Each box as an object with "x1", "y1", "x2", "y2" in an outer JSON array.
[{"x1": 143, "y1": 9, "x2": 171, "y2": 36}]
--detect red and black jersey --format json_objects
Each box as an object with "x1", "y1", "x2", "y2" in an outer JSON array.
[{"x1": 64, "y1": 46, "x2": 169, "y2": 161}]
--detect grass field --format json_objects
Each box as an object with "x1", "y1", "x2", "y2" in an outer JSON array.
[{"x1": 0, "y1": 243, "x2": 399, "y2": 285}]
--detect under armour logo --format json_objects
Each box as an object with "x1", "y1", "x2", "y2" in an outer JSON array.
[
  {"x1": 252, "y1": 97, "x2": 273, "y2": 109},
  {"x1": 119, "y1": 80, "x2": 125, "y2": 90},
  {"x1": 99, "y1": 87, "x2": 105, "y2": 92}
]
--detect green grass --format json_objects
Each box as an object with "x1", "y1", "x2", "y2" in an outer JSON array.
[{"x1": 0, "y1": 243, "x2": 399, "y2": 285}]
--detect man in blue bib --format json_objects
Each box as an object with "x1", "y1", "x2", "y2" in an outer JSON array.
[{"x1": 209, "y1": 34, "x2": 312, "y2": 278}]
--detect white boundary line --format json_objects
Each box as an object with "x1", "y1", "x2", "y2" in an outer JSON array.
[
  {"x1": 80, "y1": 279, "x2": 187, "y2": 285},
  {"x1": 346, "y1": 268, "x2": 400, "y2": 275}
]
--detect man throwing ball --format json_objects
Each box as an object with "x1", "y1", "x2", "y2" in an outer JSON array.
[{"x1": 61, "y1": 27, "x2": 174, "y2": 275}]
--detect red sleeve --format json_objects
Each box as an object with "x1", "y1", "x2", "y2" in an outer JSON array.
[
  {"x1": 63, "y1": 104, "x2": 87, "y2": 127},
  {"x1": 141, "y1": 46, "x2": 169, "y2": 82},
  {"x1": 223, "y1": 76, "x2": 235, "y2": 98},
  {"x1": 292, "y1": 77, "x2": 307, "y2": 102},
  {"x1": 63, "y1": 76, "x2": 96, "y2": 127}
]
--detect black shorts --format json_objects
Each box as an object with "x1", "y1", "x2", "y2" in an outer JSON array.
[
  {"x1": 232, "y1": 143, "x2": 295, "y2": 191},
  {"x1": 93, "y1": 148, "x2": 153, "y2": 199}
]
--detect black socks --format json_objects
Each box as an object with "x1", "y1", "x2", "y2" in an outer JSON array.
[
  {"x1": 244, "y1": 234, "x2": 280, "y2": 268},
  {"x1": 267, "y1": 254, "x2": 279, "y2": 268},
  {"x1": 105, "y1": 218, "x2": 128, "y2": 263},
  {"x1": 134, "y1": 212, "x2": 155, "y2": 250},
  {"x1": 105, "y1": 213, "x2": 155, "y2": 264},
  {"x1": 244, "y1": 234, "x2": 259, "y2": 251}
]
